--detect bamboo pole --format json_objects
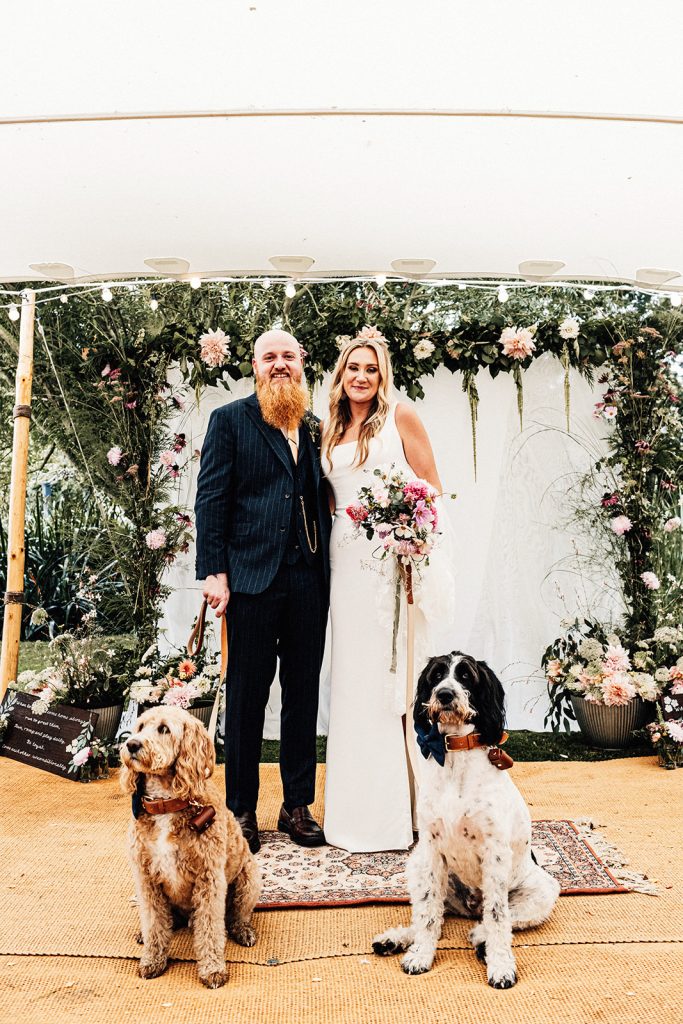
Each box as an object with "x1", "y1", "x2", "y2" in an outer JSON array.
[{"x1": 0, "y1": 290, "x2": 36, "y2": 700}]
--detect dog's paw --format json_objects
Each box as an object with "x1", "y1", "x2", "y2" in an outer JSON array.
[
  {"x1": 134, "y1": 930, "x2": 143, "y2": 945},
  {"x1": 475, "y1": 942, "x2": 487, "y2": 963},
  {"x1": 229, "y1": 923, "x2": 257, "y2": 947},
  {"x1": 200, "y1": 968, "x2": 228, "y2": 989},
  {"x1": 372, "y1": 928, "x2": 411, "y2": 956},
  {"x1": 400, "y1": 946, "x2": 434, "y2": 976},
  {"x1": 139, "y1": 956, "x2": 168, "y2": 980},
  {"x1": 487, "y1": 957, "x2": 518, "y2": 990}
]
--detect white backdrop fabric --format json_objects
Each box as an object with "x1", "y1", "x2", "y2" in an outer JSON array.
[
  {"x1": 160, "y1": 360, "x2": 616, "y2": 736},
  {"x1": 1, "y1": 1, "x2": 682, "y2": 285}
]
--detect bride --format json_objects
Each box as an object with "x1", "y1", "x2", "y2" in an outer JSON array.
[{"x1": 322, "y1": 328, "x2": 451, "y2": 852}]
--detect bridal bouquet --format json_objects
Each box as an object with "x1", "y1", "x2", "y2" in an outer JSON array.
[{"x1": 346, "y1": 465, "x2": 441, "y2": 571}]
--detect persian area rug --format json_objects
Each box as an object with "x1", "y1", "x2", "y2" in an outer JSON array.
[{"x1": 255, "y1": 819, "x2": 644, "y2": 910}]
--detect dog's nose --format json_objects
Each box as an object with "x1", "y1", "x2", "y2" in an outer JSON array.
[
  {"x1": 435, "y1": 686, "x2": 456, "y2": 704},
  {"x1": 126, "y1": 739, "x2": 142, "y2": 754}
]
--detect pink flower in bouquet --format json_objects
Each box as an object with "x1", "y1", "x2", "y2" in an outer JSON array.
[
  {"x1": 403, "y1": 480, "x2": 433, "y2": 503},
  {"x1": 72, "y1": 746, "x2": 92, "y2": 767},
  {"x1": 413, "y1": 499, "x2": 436, "y2": 528},
  {"x1": 177, "y1": 658, "x2": 197, "y2": 680},
  {"x1": 669, "y1": 665, "x2": 683, "y2": 684},
  {"x1": 669, "y1": 680, "x2": 683, "y2": 695},
  {"x1": 163, "y1": 682, "x2": 201, "y2": 709},
  {"x1": 159, "y1": 450, "x2": 177, "y2": 468},
  {"x1": 356, "y1": 325, "x2": 386, "y2": 342},
  {"x1": 199, "y1": 328, "x2": 230, "y2": 368},
  {"x1": 371, "y1": 485, "x2": 391, "y2": 508},
  {"x1": 601, "y1": 493, "x2": 620, "y2": 508},
  {"x1": 666, "y1": 720, "x2": 683, "y2": 743},
  {"x1": 145, "y1": 528, "x2": 167, "y2": 550},
  {"x1": 640, "y1": 571, "x2": 660, "y2": 590},
  {"x1": 499, "y1": 326, "x2": 536, "y2": 360},
  {"x1": 602, "y1": 406, "x2": 618, "y2": 420},
  {"x1": 173, "y1": 432, "x2": 187, "y2": 453},
  {"x1": 546, "y1": 659, "x2": 563, "y2": 680},
  {"x1": 664, "y1": 517, "x2": 681, "y2": 532},
  {"x1": 610, "y1": 515, "x2": 632, "y2": 536},
  {"x1": 602, "y1": 643, "x2": 631, "y2": 673},
  {"x1": 176, "y1": 512, "x2": 193, "y2": 528},
  {"x1": 601, "y1": 673, "x2": 637, "y2": 706},
  {"x1": 346, "y1": 503, "x2": 368, "y2": 523},
  {"x1": 107, "y1": 446, "x2": 123, "y2": 466}
]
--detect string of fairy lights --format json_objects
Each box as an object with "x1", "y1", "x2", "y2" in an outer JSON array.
[{"x1": 0, "y1": 274, "x2": 682, "y2": 321}]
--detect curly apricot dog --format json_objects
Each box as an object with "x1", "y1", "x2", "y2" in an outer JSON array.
[{"x1": 120, "y1": 706, "x2": 261, "y2": 988}]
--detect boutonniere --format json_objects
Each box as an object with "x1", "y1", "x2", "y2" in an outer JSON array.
[{"x1": 303, "y1": 410, "x2": 321, "y2": 451}]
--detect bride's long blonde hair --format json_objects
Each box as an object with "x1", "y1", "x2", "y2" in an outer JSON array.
[{"x1": 322, "y1": 336, "x2": 394, "y2": 468}]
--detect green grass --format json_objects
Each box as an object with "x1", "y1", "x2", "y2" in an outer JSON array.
[{"x1": 18, "y1": 641, "x2": 653, "y2": 763}]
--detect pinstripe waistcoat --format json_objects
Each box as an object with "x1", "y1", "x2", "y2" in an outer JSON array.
[{"x1": 194, "y1": 393, "x2": 331, "y2": 595}]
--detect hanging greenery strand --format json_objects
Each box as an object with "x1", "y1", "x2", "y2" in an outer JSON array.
[
  {"x1": 463, "y1": 369, "x2": 480, "y2": 481},
  {"x1": 561, "y1": 340, "x2": 571, "y2": 432}
]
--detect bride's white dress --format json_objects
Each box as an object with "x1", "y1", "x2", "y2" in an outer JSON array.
[{"x1": 323, "y1": 402, "x2": 454, "y2": 852}]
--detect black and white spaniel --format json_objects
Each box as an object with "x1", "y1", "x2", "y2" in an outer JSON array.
[{"x1": 373, "y1": 651, "x2": 560, "y2": 988}]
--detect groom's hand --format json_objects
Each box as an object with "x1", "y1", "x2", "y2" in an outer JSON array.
[{"x1": 204, "y1": 573, "x2": 230, "y2": 617}]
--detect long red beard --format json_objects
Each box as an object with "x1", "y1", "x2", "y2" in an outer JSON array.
[{"x1": 256, "y1": 376, "x2": 309, "y2": 430}]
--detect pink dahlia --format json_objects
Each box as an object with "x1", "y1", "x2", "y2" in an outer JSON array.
[
  {"x1": 199, "y1": 328, "x2": 230, "y2": 368},
  {"x1": 601, "y1": 673, "x2": 637, "y2": 706},
  {"x1": 602, "y1": 643, "x2": 631, "y2": 673},
  {"x1": 499, "y1": 326, "x2": 536, "y2": 360}
]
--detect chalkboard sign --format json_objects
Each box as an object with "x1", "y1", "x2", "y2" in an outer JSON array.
[
  {"x1": 661, "y1": 692, "x2": 683, "y2": 722},
  {"x1": 0, "y1": 690, "x2": 97, "y2": 780}
]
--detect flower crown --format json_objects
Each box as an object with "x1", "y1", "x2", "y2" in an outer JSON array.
[{"x1": 335, "y1": 325, "x2": 388, "y2": 352}]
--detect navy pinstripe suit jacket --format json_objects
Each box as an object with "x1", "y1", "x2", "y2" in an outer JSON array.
[{"x1": 194, "y1": 393, "x2": 331, "y2": 594}]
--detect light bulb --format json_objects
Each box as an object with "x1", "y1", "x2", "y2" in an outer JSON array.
[
  {"x1": 285, "y1": 281, "x2": 296, "y2": 298},
  {"x1": 60, "y1": 294, "x2": 68, "y2": 304},
  {"x1": 375, "y1": 274, "x2": 387, "y2": 288},
  {"x1": 190, "y1": 276, "x2": 201, "y2": 289},
  {"x1": 670, "y1": 293, "x2": 682, "y2": 308},
  {"x1": 261, "y1": 277, "x2": 271, "y2": 290},
  {"x1": 149, "y1": 298, "x2": 159, "y2": 312},
  {"x1": 583, "y1": 288, "x2": 595, "y2": 300},
  {"x1": 101, "y1": 287, "x2": 113, "y2": 302},
  {"x1": 497, "y1": 285, "x2": 509, "y2": 303},
  {"x1": 8, "y1": 303, "x2": 20, "y2": 321}
]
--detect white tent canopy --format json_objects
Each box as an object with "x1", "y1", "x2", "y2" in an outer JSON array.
[{"x1": 1, "y1": 0, "x2": 682, "y2": 286}]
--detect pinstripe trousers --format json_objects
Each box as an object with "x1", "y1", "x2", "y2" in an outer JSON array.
[{"x1": 224, "y1": 557, "x2": 328, "y2": 814}]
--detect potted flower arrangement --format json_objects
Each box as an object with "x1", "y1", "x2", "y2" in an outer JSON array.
[
  {"x1": 127, "y1": 642, "x2": 223, "y2": 729},
  {"x1": 542, "y1": 620, "x2": 682, "y2": 747}
]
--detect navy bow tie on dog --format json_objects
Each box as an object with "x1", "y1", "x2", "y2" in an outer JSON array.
[{"x1": 415, "y1": 720, "x2": 447, "y2": 766}]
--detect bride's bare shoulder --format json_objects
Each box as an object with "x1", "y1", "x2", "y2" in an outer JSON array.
[{"x1": 394, "y1": 402, "x2": 423, "y2": 429}]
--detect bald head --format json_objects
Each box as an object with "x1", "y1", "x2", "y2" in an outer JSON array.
[{"x1": 252, "y1": 329, "x2": 304, "y2": 384}]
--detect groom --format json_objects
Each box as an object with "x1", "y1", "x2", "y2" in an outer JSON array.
[{"x1": 194, "y1": 329, "x2": 331, "y2": 853}]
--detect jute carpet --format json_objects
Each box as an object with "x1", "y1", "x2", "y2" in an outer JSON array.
[{"x1": 1, "y1": 756, "x2": 681, "y2": 1023}]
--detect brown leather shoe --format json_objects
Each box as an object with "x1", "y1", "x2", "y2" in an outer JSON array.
[
  {"x1": 277, "y1": 804, "x2": 326, "y2": 847},
  {"x1": 235, "y1": 810, "x2": 260, "y2": 854}
]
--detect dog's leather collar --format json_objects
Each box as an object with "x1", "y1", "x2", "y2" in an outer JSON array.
[
  {"x1": 135, "y1": 794, "x2": 217, "y2": 833},
  {"x1": 444, "y1": 731, "x2": 509, "y2": 752},
  {"x1": 141, "y1": 796, "x2": 193, "y2": 815}
]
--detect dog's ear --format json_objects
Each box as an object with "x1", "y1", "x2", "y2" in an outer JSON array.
[
  {"x1": 413, "y1": 656, "x2": 440, "y2": 729},
  {"x1": 172, "y1": 715, "x2": 216, "y2": 800},
  {"x1": 474, "y1": 661, "x2": 507, "y2": 745},
  {"x1": 119, "y1": 757, "x2": 139, "y2": 796}
]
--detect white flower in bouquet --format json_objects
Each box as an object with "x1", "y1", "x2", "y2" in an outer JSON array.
[
  {"x1": 194, "y1": 676, "x2": 212, "y2": 696},
  {"x1": 569, "y1": 663, "x2": 583, "y2": 678},
  {"x1": 655, "y1": 667, "x2": 671, "y2": 684},
  {"x1": 640, "y1": 571, "x2": 660, "y2": 590},
  {"x1": 107, "y1": 446, "x2": 123, "y2": 466},
  {"x1": 602, "y1": 406, "x2": 618, "y2": 420},
  {"x1": 203, "y1": 663, "x2": 221, "y2": 679},
  {"x1": 134, "y1": 665, "x2": 153, "y2": 678},
  {"x1": 578, "y1": 638, "x2": 604, "y2": 662},
  {"x1": 413, "y1": 338, "x2": 435, "y2": 359},
  {"x1": 129, "y1": 679, "x2": 157, "y2": 703},
  {"x1": 633, "y1": 651, "x2": 651, "y2": 670},
  {"x1": 631, "y1": 672, "x2": 659, "y2": 701},
  {"x1": 140, "y1": 643, "x2": 157, "y2": 664},
  {"x1": 666, "y1": 721, "x2": 683, "y2": 743},
  {"x1": 654, "y1": 626, "x2": 683, "y2": 644},
  {"x1": 71, "y1": 746, "x2": 92, "y2": 768},
  {"x1": 664, "y1": 516, "x2": 681, "y2": 532},
  {"x1": 559, "y1": 317, "x2": 580, "y2": 340}
]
